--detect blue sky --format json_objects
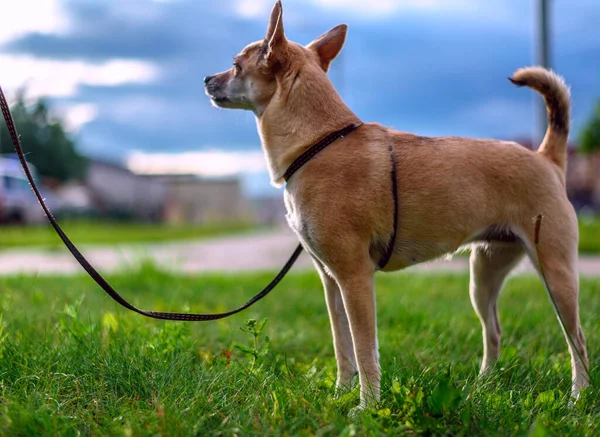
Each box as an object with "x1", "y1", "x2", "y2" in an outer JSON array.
[{"x1": 1, "y1": 0, "x2": 599, "y2": 195}]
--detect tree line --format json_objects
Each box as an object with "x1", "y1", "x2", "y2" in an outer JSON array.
[{"x1": 0, "y1": 93, "x2": 87, "y2": 183}]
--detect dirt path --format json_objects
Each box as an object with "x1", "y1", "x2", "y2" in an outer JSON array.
[{"x1": 0, "y1": 227, "x2": 598, "y2": 276}]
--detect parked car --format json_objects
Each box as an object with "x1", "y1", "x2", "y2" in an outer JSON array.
[{"x1": 0, "y1": 156, "x2": 47, "y2": 224}]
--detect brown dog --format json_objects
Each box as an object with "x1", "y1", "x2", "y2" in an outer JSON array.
[{"x1": 205, "y1": 1, "x2": 589, "y2": 411}]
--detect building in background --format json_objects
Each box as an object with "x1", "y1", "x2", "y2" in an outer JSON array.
[
  {"x1": 252, "y1": 195, "x2": 287, "y2": 226},
  {"x1": 150, "y1": 174, "x2": 253, "y2": 224},
  {"x1": 565, "y1": 149, "x2": 600, "y2": 212},
  {"x1": 86, "y1": 159, "x2": 167, "y2": 221},
  {"x1": 84, "y1": 158, "x2": 255, "y2": 224}
]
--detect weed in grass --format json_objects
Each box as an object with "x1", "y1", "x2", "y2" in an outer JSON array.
[{"x1": 233, "y1": 318, "x2": 270, "y2": 370}]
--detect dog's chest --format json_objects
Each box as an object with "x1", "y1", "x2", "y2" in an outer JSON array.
[
  {"x1": 283, "y1": 190, "x2": 305, "y2": 236},
  {"x1": 283, "y1": 189, "x2": 318, "y2": 253}
]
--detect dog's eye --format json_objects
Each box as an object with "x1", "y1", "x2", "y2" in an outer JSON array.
[{"x1": 233, "y1": 62, "x2": 242, "y2": 74}]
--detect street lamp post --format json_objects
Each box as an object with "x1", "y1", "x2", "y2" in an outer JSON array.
[{"x1": 536, "y1": 0, "x2": 551, "y2": 143}]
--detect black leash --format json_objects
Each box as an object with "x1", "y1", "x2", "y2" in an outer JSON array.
[
  {"x1": 0, "y1": 87, "x2": 376, "y2": 320},
  {"x1": 1, "y1": 86, "x2": 395, "y2": 319},
  {"x1": 0, "y1": 85, "x2": 304, "y2": 321}
]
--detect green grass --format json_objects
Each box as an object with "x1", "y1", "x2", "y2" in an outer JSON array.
[
  {"x1": 0, "y1": 268, "x2": 599, "y2": 436},
  {"x1": 0, "y1": 221, "x2": 258, "y2": 250},
  {"x1": 579, "y1": 216, "x2": 600, "y2": 254}
]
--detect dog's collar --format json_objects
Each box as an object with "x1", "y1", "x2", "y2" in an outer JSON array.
[{"x1": 282, "y1": 123, "x2": 363, "y2": 182}]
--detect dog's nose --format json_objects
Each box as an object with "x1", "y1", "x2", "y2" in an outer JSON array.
[{"x1": 204, "y1": 75, "x2": 214, "y2": 85}]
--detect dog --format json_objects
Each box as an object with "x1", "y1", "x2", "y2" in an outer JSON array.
[{"x1": 205, "y1": 1, "x2": 589, "y2": 411}]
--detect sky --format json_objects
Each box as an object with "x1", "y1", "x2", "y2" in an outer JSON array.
[{"x1": 1, "y1": 0, "x2": 599, "y2": 196}]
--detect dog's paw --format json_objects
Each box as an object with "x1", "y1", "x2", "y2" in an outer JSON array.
[
  {"x1": 348, "y1": 405, "x2": 365, "y2": 419},
  {"x1": 348, "y1": 395, "x2": 380, "y2": 419},
  {"x1": 477, "y1": 359, "x2": 499, "y2": 378},
  {"x1": 475, "y1": 370, "x2": 493, "y2": 384},
  {"x1": 568, "y1": 386, "x2": 587, "y2": 409},
  {"x1": 335, "y1": 374, "x2": 358, "y2": 398},
  {"x1": 568, "y1": 380, "x2": 591, "y2": 408}
]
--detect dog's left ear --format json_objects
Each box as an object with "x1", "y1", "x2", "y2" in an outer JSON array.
[
  {"x1": 262, "y1": 1, "x2": 288, "y2": 68},
  {"x1": 306, "y1": 24, "x2": 348, "y2": 72}
]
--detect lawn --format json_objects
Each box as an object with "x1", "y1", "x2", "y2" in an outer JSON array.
[
  {"x1": 0, "y1": 268, "x2": 599, "y2": 436},
  {"x1": 578, "y1": 215, "x2": 600, "y2": 254},
  {"x1": 0, "y1": 221, "x2": 258, "y2": 250}
]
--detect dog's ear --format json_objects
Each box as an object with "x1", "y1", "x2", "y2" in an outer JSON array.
[
  {"x1": 261, "y1": 1, "x2": 287, "y2": 67},
  {"x1": 306, "y1": 24, "x2": 348, "y2": 72}
]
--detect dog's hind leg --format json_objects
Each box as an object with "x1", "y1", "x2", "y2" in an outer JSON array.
[
  {"x1": 523, "y1": 215, "x2": 589, "y2": 399},
  {"x1": 470, "y1": 242, "x2": 525, "y2": 374},
  {"x1": 313, "y1": 259, "x2": 358, "y2": 393}
]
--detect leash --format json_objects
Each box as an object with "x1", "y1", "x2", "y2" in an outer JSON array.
[
  {"x1": 0, "y1": 87, "x2": 395, "y2": 320},
  {"x1": 0, "y1": 85, "x2": 303, "y2": 321}
]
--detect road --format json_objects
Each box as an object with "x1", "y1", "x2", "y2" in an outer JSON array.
[{"x1": 0, "y1": 227, "x2": 598, "y2": 276}]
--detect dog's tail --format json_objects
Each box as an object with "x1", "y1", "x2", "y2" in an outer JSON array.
[{"x1": 509, "y1": 66, "x2": 570, "y2": 172}]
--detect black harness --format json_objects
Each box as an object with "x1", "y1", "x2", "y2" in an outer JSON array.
[{"x1": 283, "y1": 122, "x2": 398, "y2": 270}]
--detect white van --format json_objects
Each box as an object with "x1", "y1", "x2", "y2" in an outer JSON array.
[{"x1": 0, "y1": 156, "x2": 46, "y2": 224}]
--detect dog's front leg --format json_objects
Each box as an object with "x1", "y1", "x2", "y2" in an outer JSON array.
[
  {"x1": 333, "y1": 263, "x2": 379, "y2": 411},
  {"x1": 313, "y1": 259, "x2": 358, "y2": 393}
]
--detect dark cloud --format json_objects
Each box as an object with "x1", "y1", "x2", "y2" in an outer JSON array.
[
  {"x1": 4, "y1": 28, "x2": 189, "y2": 61},
  {"x1": 2, "y1": 0, "x2": 599, "y2": 171},
  {"x1": 3, "y1": 0, "x2": 250, "y2": 61}
]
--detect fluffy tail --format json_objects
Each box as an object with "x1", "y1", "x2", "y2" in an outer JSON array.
[{"x1": 509, "y1": 66, "x2": 570, "y2": 172}]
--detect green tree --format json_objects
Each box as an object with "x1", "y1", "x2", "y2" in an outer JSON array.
[
  {"x1": 579, "y1": 101, "x2": 600, "y2": 154},
  {"x1": 0, "y1": 93, "x2": 87, "y2": 182}
]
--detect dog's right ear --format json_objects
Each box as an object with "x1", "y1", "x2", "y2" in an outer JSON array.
[
  {"x1": 306, "y1": 24, "x2": 348, "y2": 72},
  {"x1": 261, "y1": 1, "x2": 287, "y2": 68}
]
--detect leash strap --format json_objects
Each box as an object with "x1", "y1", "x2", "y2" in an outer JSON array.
[{"x1": 0, "y1": 85, "x2": 304, "y2": 321}]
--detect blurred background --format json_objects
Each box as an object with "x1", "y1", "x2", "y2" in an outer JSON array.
[{"x1": 0, "y1": 0, "x2": 599, "y2": 273}]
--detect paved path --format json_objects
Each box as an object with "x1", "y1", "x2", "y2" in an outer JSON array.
[{"x1": 0, "y1": 227, "x2": 598, "y2": 276}]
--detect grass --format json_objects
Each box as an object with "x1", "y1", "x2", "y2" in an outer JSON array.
[
  {"x1": 579, "y1": 215, "x2": 600, "y2": 254},
  {"x1": 0, "y1": 221, "x2": 258, "y2": 251},
  {"x1": 0, "y1": 268, "x2": 599, "y2": 436}
]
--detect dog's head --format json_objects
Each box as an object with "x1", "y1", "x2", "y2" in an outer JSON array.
[{"x1": 204, "y1": 1, "x2": 348, "y2": 116}]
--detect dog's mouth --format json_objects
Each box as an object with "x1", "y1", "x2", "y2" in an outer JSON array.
[
  {"x1": 204, "y1": 86, "x2": 230, "y2": 106},
  {"x1": 209, "y1": 95, "x2": 250, "y2": 111},
  {"x1": 211, "y1": 96, "x2": 230, "y2": 104},
  {"x1": 207, "y1": 94, "x2": 232, "y2": 107},
  {"x1": 205, "y1": 88, "x2": 249, "y2": 110}
]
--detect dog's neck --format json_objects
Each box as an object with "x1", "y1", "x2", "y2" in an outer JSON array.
[{"x1": 256, "y1": 68, "x2": 361, "y2": 187}]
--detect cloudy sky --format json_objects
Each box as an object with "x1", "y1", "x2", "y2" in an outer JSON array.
[{"x1": 1, "y1": 0, "x2": 599, "y2": 195}]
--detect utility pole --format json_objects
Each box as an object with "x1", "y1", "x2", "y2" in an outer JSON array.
[{"x1": 536, "y1": 0, "x2": 551, "y2": 143}]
